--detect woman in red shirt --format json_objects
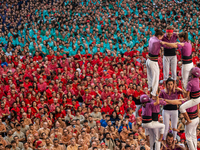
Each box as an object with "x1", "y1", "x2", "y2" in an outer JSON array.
[
  {"x1": 62, "y1": 97, "x2": 68, "y2": 110},
  {"x1": 101, "y1": 102, "x2": 110, "y2": 114},
  {"x1": 60, "y1": 104, "x2": 66, "y2": 117},
  {"x1": 33, "y1": 82, "x2": 39, "y2": 94},
  {"x1": 25, "y1": 93, "x2": 33, "y2": 107},
  {"x1": 27, "y1": 108, "x2": 34, "y2": 120},
  {"x1": 49, "y1": 112, "x2": 55, "y2": 124},
  {"x1": 21, "y1": 101, "x2": 28, "y2": 112},
  {"x1": 35, "y1": 94, "x2": 40, "y2": 105},
  {"x1": 16, "y1": 97, "x2": 21, "y2": 108},
  {"x1": 18, "y1": 108, "x2": 25, "y2": 119},
  {"x1": 10, "y1": 110, "x2": 20, "y2": 122},
  {"x1": 66, "y1": 91, "x2": 73, "y2": 104},
  {"x1": 54, "y1": 106, "x2": 64, "y2": 120},
  {"x1": 31, "y1": 101, "x2": 39, "y2": 116},
  {"x1": 44, "y1": 105, "x2": 50, "y2": 116},
  {"x1": 56, "y1": 93, "x2": 62, "y2": 104}
]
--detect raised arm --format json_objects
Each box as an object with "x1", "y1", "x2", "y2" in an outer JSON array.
[{"x1": 153, "y1": 95, "x2": 160, "y2": 106}]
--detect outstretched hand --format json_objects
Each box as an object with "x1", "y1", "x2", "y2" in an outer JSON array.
[
  {"x1": 177, "y1": 42, "x2": 185, "y2": 47},
  {"x1": 160, "y1": 41, "x2": 166, "y2": 45}
]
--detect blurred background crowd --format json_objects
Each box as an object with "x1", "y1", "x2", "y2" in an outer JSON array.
[{"x1": 0, "y1": 0, "x2": 200, "y2": 150}]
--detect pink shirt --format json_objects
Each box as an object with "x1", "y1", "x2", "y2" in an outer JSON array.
[
  {"x1": 50, "y1": 103, "x2": 60, "y2": 112},
  {"x1": 37, "y1": 82, "x2": 47, "y2": 92},
  {"x1": 111, "y1": 93, "x2": 121, "y2": 101}
]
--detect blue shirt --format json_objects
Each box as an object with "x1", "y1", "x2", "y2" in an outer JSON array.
[
  {"x1": 100, "y1": 119, "x2": 108, "y2": 128},
  {"x1": 118, "y1": 122, "x2": 132, "y2": 132}
]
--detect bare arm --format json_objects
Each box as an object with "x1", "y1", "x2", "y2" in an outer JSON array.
[
  {"x1": 160, "y1": 41, "x2": 178, "y2": 48},
  {"x1": 165, "y1": 99, "x2": 184, "y2": 105},
  {"x1": 153, "y1": 96, "x2": 160, "y2": 106},
  {"x1": 185, "y1": 91, "x2": 190, "y2": 100}
]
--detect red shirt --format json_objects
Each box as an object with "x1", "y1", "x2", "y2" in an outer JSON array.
[
  {"x1": 82, "y1": 94, "x2": 92, "y2": 105},
  {"x1": 33, "y1": 56, "x2": 42, "y2": 61},
  {"x1": 0, "y1": 108, "x2": 10, "y2": 117},
  {"x1": 133, "y1": 90, "x2": 144, "y2": 98},
  {"x1": 124, "y1": 104, "x2": 136, "y2": 112},
  {"x1": 46, "y1": 88, "x2": 55, "y2": 100},
  {"x1": 193, "y1": 56, "x2": 199, "y2": 65},
  {"x1": 47, "y1": 55, "x2": 55, "y2": 61},
  {"x1": 91, "y1": 59, "x2": 100, "y2": 66},
  {"x1": 132, "y1": 50, "x2": 139, "y2": 56},
  {"x1": 142, "y1": 52, "x2": 148, "y2": 58},
  {"x1": 124, "y1": 51, "x2": 133, "y2": 57},
  {"x1": 111, "y1": 93, "x2": 121, "y2": 101},
  {"x1": 11, "y1": 107, "x2": 20, "y2": 113},
  {"x1": 101, "y1": 105, "x2": 110, "y2": 114},
  {"x1": 37, "y1": 82, "x2": 47, "y2": 92},
  {"x1": 127, "y1": 88, "x2": 135, "y2": 95}
]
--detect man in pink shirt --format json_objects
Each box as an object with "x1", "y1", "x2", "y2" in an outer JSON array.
[
  {"x1": 111, "y1": 88, "x2": 121, "y2": 102},
  {"x1": 37, "y1": 78, "x2": 47, "y2": 92},
  {"x1": 50, "y1": 98, "x2": 60, "y2": 113},
  {"x1": 101, "y1": 85, "x2": 111, "y2": 100}
]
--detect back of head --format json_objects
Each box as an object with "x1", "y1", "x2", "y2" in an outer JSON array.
[
  {"x1": 140, "y1": 94, "x2": 149, "y2": 103},
  {"x1": 155, "y1": 29, "x2": 164, "y2": 37},
  {"x1": 178, "y1": 32, "x2": 188, "y2": 42},
  {"x1": 191, "y1": 67, "x2": 200, "y2": 78}
]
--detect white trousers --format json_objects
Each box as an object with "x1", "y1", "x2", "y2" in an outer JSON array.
[
  {"x1": 142, "y1": 121, "x2": 165, "y2": 134},
  {"x1": 182, "y1": 62, "x2": 193, "y2": 89},
  {"x1": 179, "y1": 97, "x2": 200, "y2": 113},
  {"x1": 162, "y1": 110, "x2": 178, "y2": 140},
  {"x1": 163, "y1": 56, "x2": 177, "y2": 81},
  {"x1": 135, "y1": 105, "x2": 142, "y2": 117},
  {"x1": 147, "y1": 122, "x2": 162, "y2": 150},
  {"x1": 185, "y1": 117, "x2": 199, "y2": 150},
  {"x1": 146, "y1": 59, "x2": 160, "y2": 96}
]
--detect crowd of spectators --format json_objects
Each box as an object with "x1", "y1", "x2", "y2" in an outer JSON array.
[{"x1": 1, "y1": 0, "x2": 200, "y2": 150}]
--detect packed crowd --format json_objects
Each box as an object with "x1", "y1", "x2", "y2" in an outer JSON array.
[{"x1": 0, "y1": 0, "x2": 200, "y2": 150}]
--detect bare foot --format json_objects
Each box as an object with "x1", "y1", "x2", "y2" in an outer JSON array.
[
  {"x1": 185, "y1": 120, "x2": 192, "y2": 125},
  {"x1": 158, "y1": 135, "x2": 163, "y2": 142}
]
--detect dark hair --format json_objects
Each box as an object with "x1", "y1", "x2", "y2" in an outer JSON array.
[
  {"x1": 197, "y1": 63, "x2": 200, "y2": 68},
  {"x1": 166, "y1": 26, "x2": 174, "y2": 30},
  {"x1": 155, "y1": 29, "x2": 164, "y2": 37},
  {"x1": 140, "y1": 146, "x2": 146, "y2": 150},
  {"x1": 11, "y1": 140, "x2": 16, "y2": 144},
  {"x1": 125, "y1": 144, "x2": 131, "y2": 149},
  {"x1": 167, "y1": 133, "x2": 174, "y2": 138},
  {"x1": 166, "y1": 77, "x2": 174, "y2": 85},
  {"x1": 178, "y1": 32, "x2": 188, "y2": 42}
]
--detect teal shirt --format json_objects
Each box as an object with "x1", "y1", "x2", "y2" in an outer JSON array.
[{"x1": 137, "y1": 46, "x2": 144, "y2": 53}]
